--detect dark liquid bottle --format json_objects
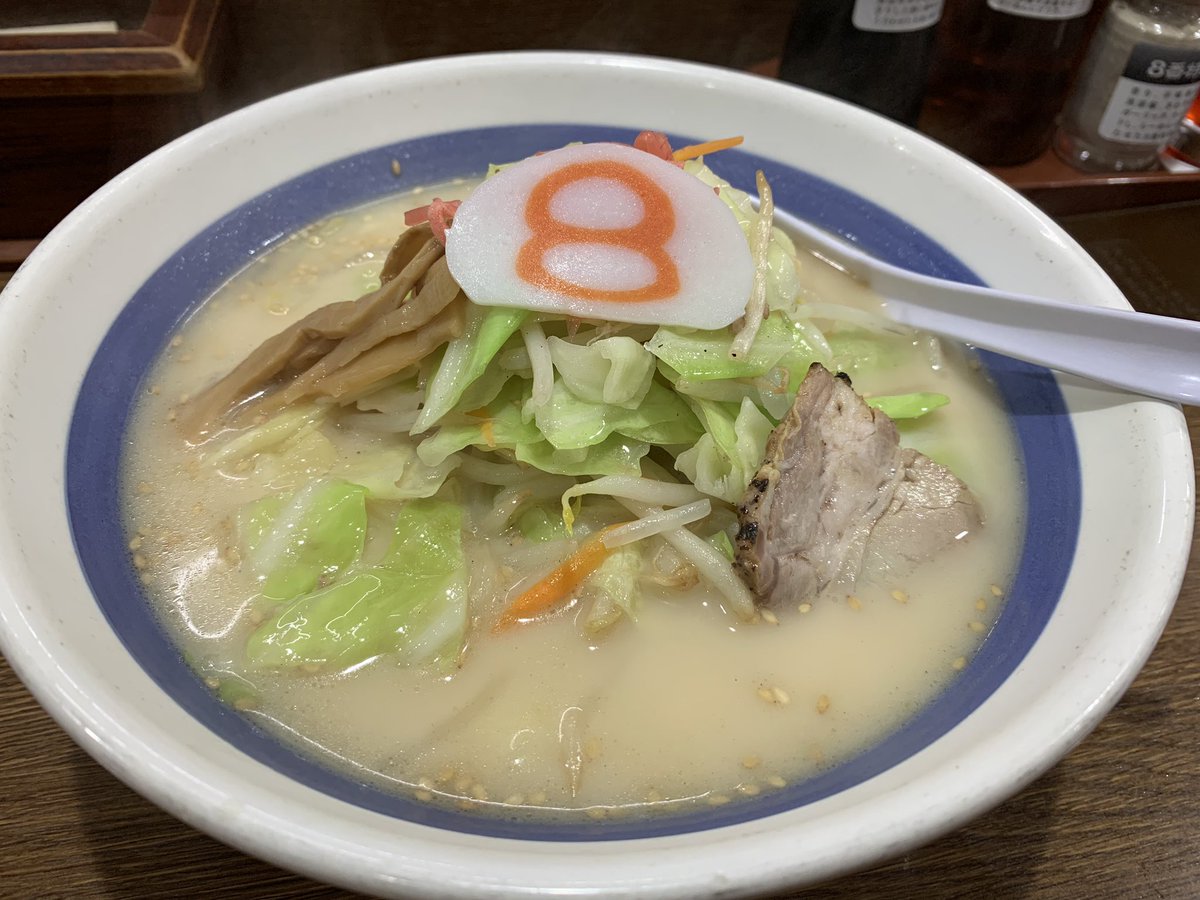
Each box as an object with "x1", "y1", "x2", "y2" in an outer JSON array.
[
  {"x1": 778, "y1": 0, "x2": 945, "y2": 125},
  {"x1": 919, "y1": 0, "x2": 1107, "y2": 166}
]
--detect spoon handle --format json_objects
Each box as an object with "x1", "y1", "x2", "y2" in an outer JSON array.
[
  {"x1": 789, "y1": 217, "x2": 1200, "y2": 406},
  {"x1": 879, "y1": 267, "x2": 1200, "y2": 405}
]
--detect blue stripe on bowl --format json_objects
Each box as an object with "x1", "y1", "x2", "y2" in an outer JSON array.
[{"x1": 66, "y1": 124, "x2": 1080, "y2": 841}]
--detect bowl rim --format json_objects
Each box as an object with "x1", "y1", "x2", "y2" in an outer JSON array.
[{"x1": 0, "y1": 50, "x2": 1194, "y2": 897}]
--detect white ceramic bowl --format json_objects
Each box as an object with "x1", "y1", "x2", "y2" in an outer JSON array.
[{"x1": 0, "y1": 53, "x2": 1193, "y2": 897}]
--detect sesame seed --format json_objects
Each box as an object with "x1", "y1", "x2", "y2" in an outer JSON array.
[
  {"x1": 417, "y1": 777, "x2": 435, "y2": 791},
  {"x1": 203, "y1": 676, "x2": 219, "y2": 690},
  {"x1": 968, "y1": 620, "x2": 986, "y2": 633},
  {"x1": 170, "y1": 336, "x2": 183, "y2": 348},
  {"x1": 891, "y1": 589, "x2": 908, "y2": 604},
  {"x1": 757, "y1": 686, "x2": 775, "y2": 703},
  {"x1": 586, "y1": 807, "x2": 608, "y2": 820},
  {"x1": 975, "y1": 598, "x2": 987, "y2": 612},
  {"x1": 761, "y1": 609, "x2": 779, "y2": 626},
  {"x1": 771, "y1": 686, "x2": 791, "y2": 706},
  {"x1": 139, "y1": 573, "x2": 152, "y2": 584},
  {"x1": 166, "y1": 409, "x2": 177, "y2": 422},
  {"x1": 798, "y1": 602, "x2": 813, "y2": 614},
  {"x1": 847, "y1": 594, "x2": 862, "y2": 610},
  {"x1": 740, "y1": 755, "x2": 761, "y2": 770},
  {"x1": 816, "y1": 694, "x2": 831, "y2": 714},
  {"x1": 128, "y1": 536, "x2": 143, "y2": 551},
  {"x1": 707, "y1": 794, "x2": 731, "y2": 806},
  {"x1": 737, "y1": 782, "x2": 761, "y2": 796},
  {"x1": 990, "y1": 584, "x2": 1004, "y2": 597},
  {"x1": 148, "y1": 384, "x2": 161, "y2": 395},
  {"x1": 268, "y1": 303, "x2": 289, "y2": 316},
  {"x1": 767, "y1": 775, "x2": 787, "y2": 788},
  {"x1": 504, "y1": 794, "x2": 525, "y2": 806},
  {"x1": 952, "y1": 656, "x2": 967, "y2": 671},
  {"x1": 391, "y1": 159, "x2": 402, "y2": 176},
  {"x1": 131, "y1": 553, "x2": 147, "y2": 570},
  {"x1": 415, "y1": 790, "x2": 433, "y2": 802}
]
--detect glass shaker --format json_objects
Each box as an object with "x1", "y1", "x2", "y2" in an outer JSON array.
[{"x1": 1056, "y1": 0, "x2": 1200, "y2": 171}]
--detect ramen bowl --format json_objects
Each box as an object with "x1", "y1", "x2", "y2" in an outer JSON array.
[{"x1": 0, "y1": 53, "x2": 1192, "y2": 897}]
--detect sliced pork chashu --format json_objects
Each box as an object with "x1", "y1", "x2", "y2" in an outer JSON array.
[{"x1": 733, "y1": 363, "x2": 981, "y2": 605}]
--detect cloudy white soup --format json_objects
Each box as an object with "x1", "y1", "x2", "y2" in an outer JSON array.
[{"x1": 123, "y1": 135, "x2": 1023, "y2": 820}]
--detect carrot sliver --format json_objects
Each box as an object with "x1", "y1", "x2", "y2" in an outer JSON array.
[
  {"x1": 672, "y1": 135, "x2": 744, "y2": 162},
  {"x1": 492, "y1": 524, "x2": 628, "y2": 632}
]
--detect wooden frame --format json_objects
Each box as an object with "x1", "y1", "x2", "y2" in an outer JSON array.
[{"x1": 0, "y1": 0, "x2": 221, "y2": 96}]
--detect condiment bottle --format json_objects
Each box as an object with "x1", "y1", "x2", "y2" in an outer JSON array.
[
  {"x1": 1056, "y1": 0, "x2": 1200, "y2": 170},
  {"x1": 778, "y1": 0, "x2": 945, "y2": 125},
  {"x1": 919, "y1": 0, "x2": 1106, "y2": 165}
]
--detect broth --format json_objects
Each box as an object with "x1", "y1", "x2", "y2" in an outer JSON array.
[{"x1": 123, "y1": 184, "x2": 1023, "y2": 819}]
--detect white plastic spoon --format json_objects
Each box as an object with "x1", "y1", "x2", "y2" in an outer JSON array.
[{"x1": 783, "y1": 214, "x2": 1200, "y2": 406}]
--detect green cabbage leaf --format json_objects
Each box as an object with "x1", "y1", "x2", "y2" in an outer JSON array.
[
  {"x1": 675, "y1": 397, "x2": 775, "y2": 503},
  {"x1": 413, "y1": 304, "x2": 528, "y2": 433},
  {"x1": 245, "y1": 499, "x2": 467, "y2": 671},
  {"x1": 866, "y1": 392, "x2": 950, "y2": 420},
  {"x1": 547, "y1": 335, "x2": 655, "y2": 409},
  {"x1": 534, "y1": 378, "x2": 701, "y2": 451},
  {"x1": 647, "y1": 312, "x2": 826, "y2": 383},
  {"x1": 238, "y1": 479, "x2": 368, "y2": 603}
]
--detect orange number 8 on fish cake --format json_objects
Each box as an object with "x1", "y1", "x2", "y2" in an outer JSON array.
[{"x1": 515, "y1": 160, "x2": 680, "y2": 304}]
